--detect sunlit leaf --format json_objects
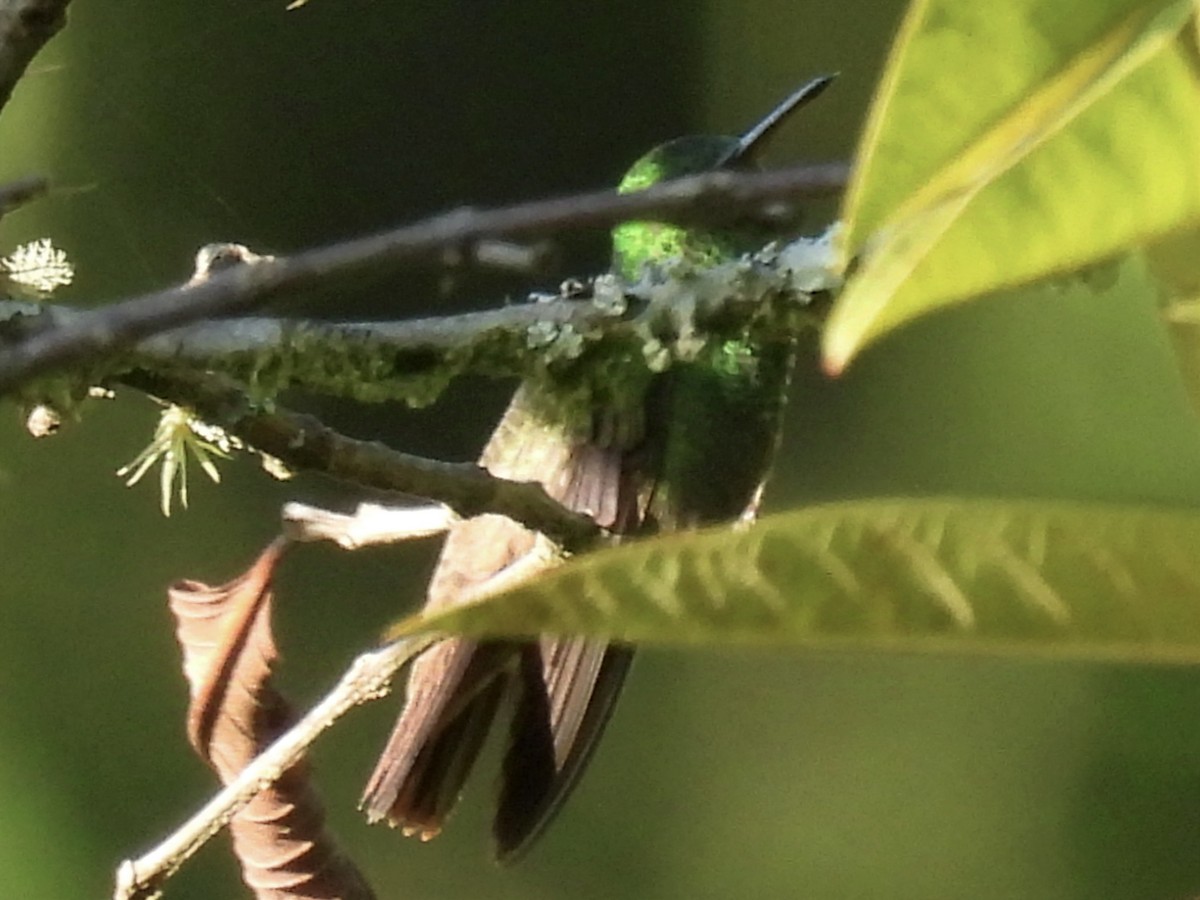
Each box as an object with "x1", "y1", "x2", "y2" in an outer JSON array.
[
  {"x1": 387, "y1": 498, "x2": 1200, "y2": 665},
  {"x1": 824, "y1": 0, "x2": 1200, "y2": 371}
]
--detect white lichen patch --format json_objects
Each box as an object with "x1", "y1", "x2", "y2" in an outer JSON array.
[
  {"x1": 641, "y1": 337, "x2": 671, "y2": 372},
  {"x1": 2, "y1": 238, "x2": 74, "y2": 295},
  {"x1": 186, "y1": 414, "x2": 243, "y2": 454},
  {"x1": 525, "y1": 319, "x2": 585, "y2": 362},
  {"x1": 525, "y1": 319, "x2": 559, "y2": 349},
  {"x1": 590, "y1": 273, "x2": 627, "y2": 315},
  {"x1": 779, "y1": 223, "x2": 844, "y2": 294},
  {"x1": 544, "y1": 322, "x2": 585, "y2": 362}
]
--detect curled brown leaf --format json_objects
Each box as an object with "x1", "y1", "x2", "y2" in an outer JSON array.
[{"x1": 169, "y1": 539, "x2": 375, "y2": 900}]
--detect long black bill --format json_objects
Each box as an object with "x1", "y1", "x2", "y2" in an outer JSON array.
[{"x1": 721, "y1": 73, "x2": 838, "y2": 167}]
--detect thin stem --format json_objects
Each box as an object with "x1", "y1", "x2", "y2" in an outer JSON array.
[
  {"x1": 119, "y1": 368, "x2": 602, "y2": 550},
  {"x1": 0, "y1": 1, "x2": 70, "y2": 114}
]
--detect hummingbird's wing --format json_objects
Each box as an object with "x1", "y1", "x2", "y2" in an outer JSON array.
[
  {"x1": 362, "y1": 384, "x2": 643, "y2": 856},
  {"x1": 494, "y1": 637, "x2": 633, "y2": 859}
]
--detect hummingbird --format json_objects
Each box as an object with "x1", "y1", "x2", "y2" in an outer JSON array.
[{"x1": 361, "y1": 74, "x2": 836, "y2": 860}]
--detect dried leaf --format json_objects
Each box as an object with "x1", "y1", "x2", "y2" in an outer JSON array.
[{"x1": 169, "y1": 540, "x2": 375, "y2": 900}]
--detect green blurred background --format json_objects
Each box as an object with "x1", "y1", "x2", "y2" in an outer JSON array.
[{"x1": 3, "y1": 1, "x2": 1200, "y2": 897}]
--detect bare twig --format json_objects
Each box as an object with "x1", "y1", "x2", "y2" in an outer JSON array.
[
  {"x1": 0, "y1": 162, "x2": 847, "y2": 394},
  {"x1": 118, "y1": 368, "x2": 603, "y2": 550},
  {"x1": 114, "y1": 634, "x2": 433, "y2": 900},
  {"x1": 283, "y1": 501, "x2": 457, "y2": 550},
  {"x1": 0, "y1": 0, "x2": 70, "y2": 115},
  {"x1": 0, "y1": 173, "x2": 47, "y2": 219}
]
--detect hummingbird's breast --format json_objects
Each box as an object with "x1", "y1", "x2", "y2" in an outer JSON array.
[{"x1": 639, "y1": 331, "x2": 797, "y2": 531}]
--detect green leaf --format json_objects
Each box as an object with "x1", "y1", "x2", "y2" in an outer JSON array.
[
  {"x1": 386, "y1": 498, "x2": 1200, "y2": 664},
  {"x1": 823, "y1": 0, "x2": 1200, "y2": 372}
]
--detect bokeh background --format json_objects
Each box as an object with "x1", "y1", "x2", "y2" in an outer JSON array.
[{"x1": 3, "y1": 2, "x2": 1200, "y2": 898}]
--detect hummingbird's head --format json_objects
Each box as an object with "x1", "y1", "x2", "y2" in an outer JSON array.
[{"x1": 610, "y1": 74, "x2": 835, "y2": 281}]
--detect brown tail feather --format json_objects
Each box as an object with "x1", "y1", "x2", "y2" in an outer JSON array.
[
  {"x1": 494, "y1": 642, "x2": 633, "y2": 861},
  {"x1": 361, "y1": 640, "x2": 510, "y2": 837},
  {"x1": 364, "y1": 385, "x2": 645, "y2": 855}
]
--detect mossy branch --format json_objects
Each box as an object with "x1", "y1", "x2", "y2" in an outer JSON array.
[
  {"x1": 0, "y1": 162, "x2": 847, "y2": 395},
  {"x1": 4, "y1": 231, "x2": 840, "y2": 415}
]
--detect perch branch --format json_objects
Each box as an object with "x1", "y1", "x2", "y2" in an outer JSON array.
[
  {"x1": 0, "y1": 161, "x2": 847, "y2": 394},
  {"x1": 3, "y1": 225, "x2": 837, "y2": 411}
]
